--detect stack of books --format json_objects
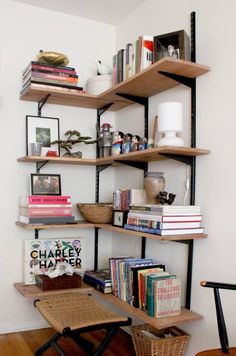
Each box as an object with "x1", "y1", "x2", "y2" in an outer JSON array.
[
  {"x1": 21, "y1": 61, "x2": 83, "y2": 94},
  {"x1": 18, "y1": 195, "x2": 76, "y2": 224},
  {"x1": 109, "y1": 257, "x2": 181, "y2": 318},
  {"x1": 113, "y1": 188, "x2": 146, "y2": 211},
  {"x1": 83, "y1": 269, "x2": 112, "y2": 294},
  {"x1": 124, "y1": 204, "x2": 204, "y2": 235}
]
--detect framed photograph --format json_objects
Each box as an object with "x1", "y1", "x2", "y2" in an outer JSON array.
[
  {"x1": 112, "y1": 210, "x2": 128, "y2": 227},
  {"x1": 153, "y1": 30, "x2": 190, "y2": 62},
  {"x1": 26, "y1": 115, "x2": 60, "y2": 156},
  {"x1": 30, "y1": 173, "x2": 61, "y2": 195}
]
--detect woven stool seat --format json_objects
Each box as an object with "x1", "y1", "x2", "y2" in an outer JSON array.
[{"x1": 34, "y1": 293, "x2": 132, "y2": 355}]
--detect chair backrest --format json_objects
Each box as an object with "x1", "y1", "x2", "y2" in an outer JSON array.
[{"x1": 200, "y1": 281, "x2": 236, "y2": 353}]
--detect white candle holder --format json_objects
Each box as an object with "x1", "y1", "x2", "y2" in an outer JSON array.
[{"x1": 157, "y1": 102, "x2": 184, "y2": 147}]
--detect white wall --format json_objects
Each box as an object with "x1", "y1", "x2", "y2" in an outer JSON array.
[
  {"x1": 0, "y1": 0, "x2": 115, "y2": 333},
  {"x1": 114, "y1": 0, "x2": 236, "y2": 355},
  {"x1": 1, "y1": 0, "x2": 236, "y2": 354}
]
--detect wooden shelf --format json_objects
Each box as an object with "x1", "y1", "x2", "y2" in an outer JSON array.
[
  {"x1": 14, "y1": 282, "x2": 93, "y2": 298},
  {"x1": 92, "y1": 289, "x2": 202, "y2": 329},
  {"x1": 16, "y1": 221, "x2": 94, "y2": 230},
  {"x1": 16, "y1": 221, "x2": 207, "y2": 241},
  {"x1": 20, "y1": 58, "x2": 210, "y2": 112},
  {"x1": 96, "y1": 224, "x2": 208, "y2": 241},
  {"x1": 14, "y1": 282, "x2": 202, "y2": 328},
  {"x1": 17, "y1": 146, "x2": 210, "y2": 167}
]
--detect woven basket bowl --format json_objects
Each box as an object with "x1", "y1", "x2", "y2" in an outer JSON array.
[
  {"x1": 131, "y1": 324, "x2": 190, "y2": 356},
  {"x1": 77, "y1": 203, "x2": 113, "y2": 224}
]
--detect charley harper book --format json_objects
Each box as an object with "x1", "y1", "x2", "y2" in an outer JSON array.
[{"x1": 24, "y1": 238, "x2": 85, "y2": 284}]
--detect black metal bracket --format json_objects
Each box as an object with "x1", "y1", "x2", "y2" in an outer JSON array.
[
  {"x1": 97, "y1": 164, "x2": 111, "y2": 173},
  {"x1": 116, "y1": 160, "x2": 148, "y2": 171},
  {"x1": 158, "y1": 153, "x2": 195, "y2": 166},
  {"x1": 38, "y1": 94, "x2": 51, "y2": 116},
  {"x1": 158, "y1": 71, "x2": 195, "y2": 89},
  {"x1": 36, "y1": 161, "x2": 48, "y2": 173},
  {"x1": 97, "y1": 102, "x2": 114, "y2": 117},
  {"x1": 116, "y1": 93, "x2": 148, "y2": 106},
  {"x1": 35, "y1": 229, "x2": 40, "y2": 239}
]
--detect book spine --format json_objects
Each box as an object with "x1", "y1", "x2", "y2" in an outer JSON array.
[
  {"x1": 27, "y1": 74, "x2": 78, "y2": 84},
  {"x1": 22, "y1": 61, "x2": 75, "y2": 76},
  {"x1": 20, "y1": 204, "x2": 72, "y2": 208},
  {"x1": 125, "y1": 43, "x2": 132, "y2": 80},
  {"x1": 117, "y1": 49, "x2": 125, "y2": 83},
  {"x1": 19, "y1": 215, "x2": 75, "y2": 224},
  {"x1": 19, "y1": 207, "x2": 73, "y2": 216},
  {"x1": 112, "y1": 54, "x2": 117, "y2": 86},
  {"x1": 31, "y1": 64, "x2": 77, "y2": 75},
  {"x1": 140, "y1": 36, "x2": 154, "y2": 70},
  {"x1": 24, "y1": 196, "x2": 71, "y2": 204},
  {"x1": 83, "y1": 275, "x2": 111, "y2": 288}
]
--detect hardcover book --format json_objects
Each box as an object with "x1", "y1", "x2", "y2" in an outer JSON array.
[
  {"x1": 154, "y1": 277, "x2": 181, "y2": 318},
  {"x1": 19, "y1": 195, "x2": 71, "y2": 205},
  {"x1": 24, "y1": 238, "x2": 85, "y2": 284}
]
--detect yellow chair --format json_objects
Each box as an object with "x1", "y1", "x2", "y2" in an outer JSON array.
[{"x1": 196, "y1": 281, "x2": 236, "y2": 355}]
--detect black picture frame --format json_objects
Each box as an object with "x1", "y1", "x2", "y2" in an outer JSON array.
[
  {"x1": 112, "y1": 210, "x2": 128, "y2": 227},
  {"x1": 30, "y1": 173, "x2": 61, "y2": 195},
  {"x1": 153, "y1": 30, "x2": 190, "y2": 62},
  {"x1": 26, "y1": 115, "x2": 60, "y2": 156}
]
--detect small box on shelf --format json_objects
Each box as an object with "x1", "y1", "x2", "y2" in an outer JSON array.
[{"x1": 35, "y1": 274, "x2": 82, "y2": 291}]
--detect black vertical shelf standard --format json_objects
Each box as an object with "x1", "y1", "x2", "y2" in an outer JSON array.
[{"x1": 94, "y1": 11, "x2": 197, "y2": 309}]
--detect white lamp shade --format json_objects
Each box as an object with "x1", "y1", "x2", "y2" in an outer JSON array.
[{"x1": 158, "y1": 102, "x2": 183, "y2": 132}]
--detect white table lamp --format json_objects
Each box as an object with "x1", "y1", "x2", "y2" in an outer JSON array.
[{"x1": 158, "y1": 102, "x2": 184, "y2": 146}]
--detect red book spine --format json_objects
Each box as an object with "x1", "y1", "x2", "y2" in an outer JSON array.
[
  {"x1": 27, "y1": 196, "x2": 71, "y2": 204},
  {"x1": 30, "y1": 72, "x2": 78, "y2": 82}
]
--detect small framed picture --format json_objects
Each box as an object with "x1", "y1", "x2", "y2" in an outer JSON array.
[
  {"x1": 112, "y1": 210, "x2": 128, "y2": 227},
  {"x1": 26, "y1": 115, "x2": 60, "y2": 156},
  {"x1": 30, "y1": 174, "x2": 61, "y2": 195}
]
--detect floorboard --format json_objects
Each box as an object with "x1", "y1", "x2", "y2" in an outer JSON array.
[{"x1": 0, "y1": 327, "x2": 136, "y2": 355}]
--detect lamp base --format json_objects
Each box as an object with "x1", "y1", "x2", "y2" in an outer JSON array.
[{"x1": 158, "y1": 132, "x2": 184, "y2": 147}]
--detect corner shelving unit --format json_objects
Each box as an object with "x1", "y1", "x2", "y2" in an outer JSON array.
[{"x1": 15, "y1": 12, "x2": 210, "y2": 328}]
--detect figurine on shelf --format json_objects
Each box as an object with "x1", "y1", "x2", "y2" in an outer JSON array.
[
  {"x1": 97, "y1": 123, "x2": 113, "y2": 157},
  {"x1": 156, "y1": 191, "x2": 176, "y2": 205},
  {"x1": 122, "y1": 133, "x2": 133, "y2": 153},
  {"x1": 139, "y1": 137, "x2": 147, "y2": 150},
  {"x1": 131, "y1": 134, "x2": 140, "y2": 151},
  {"x1": 51, "y1": 130, "x2": 97, "y2": 158},
  {"x1": 112, "y1": 131, "x2": 124, "y2": 156}
]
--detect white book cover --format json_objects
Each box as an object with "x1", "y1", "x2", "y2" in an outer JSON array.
[
  {"x1": 140, "y1": 35, "x2": 153, "y2": 70},
  {"x1": 24, "y1": 238, "x2": 85, "y2": 285},
  {"x1": 154, "y1": 278, "x2": 181, "y2": 318}
]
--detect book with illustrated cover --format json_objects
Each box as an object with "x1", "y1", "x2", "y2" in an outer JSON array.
[
  {"x1": 154, "y1": 277, "x2": 181, "y2": 318},
  {"x1": 24, "y1": 238, "x2": 85, "y2": 284}
]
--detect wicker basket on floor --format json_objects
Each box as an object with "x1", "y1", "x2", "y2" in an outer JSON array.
[
  {"x1": 131, "y1": 324, "x2": 190, "y2": 356},
  {"x1": 77, "y1": 203, "x2": 113, "y2": 223}
]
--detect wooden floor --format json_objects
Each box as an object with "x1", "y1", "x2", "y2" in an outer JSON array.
[{"x1": 0, "y1": 327, "x2": 136, "y2": 355}]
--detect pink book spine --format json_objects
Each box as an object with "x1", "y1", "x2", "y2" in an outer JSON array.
[
  {"x1": 27, "y1": 196, "x2": 71, "y2": 204},
  {"x1": 19, "y1": 207, "x2": 73, "y2": 216}
]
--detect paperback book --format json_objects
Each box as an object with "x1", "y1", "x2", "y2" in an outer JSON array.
[{"x1": 24, "y1": 238, "x2": 85, "y2": 284}]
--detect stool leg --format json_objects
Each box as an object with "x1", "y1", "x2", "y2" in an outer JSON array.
[
  {"x1": 94, "y1": 327, "x2": 119, "y2": 356},
  {"x1": 35, "y1": 332, "x2": 64, "y2": 356}
]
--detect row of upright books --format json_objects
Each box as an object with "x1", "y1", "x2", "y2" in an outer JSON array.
[
  {"x1": 109, "y1": 257, "x2": 181, "y2": 318},
  {"x1": 21, "y1": 61, "x2": 83, "y2": 94},
  {"x1": 18, "y1": 195, "x2": 76, "y2": 224},
  {"x1": 124, "y1": 204, "x2": 204, "y2": 235},
  {"x1": 112, "y1": 35, "x2": 153, "y2": 85}
]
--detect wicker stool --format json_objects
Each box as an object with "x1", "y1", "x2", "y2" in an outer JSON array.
[{"x1": 34, "y1": 293, "x2": 132, "y2": 355}]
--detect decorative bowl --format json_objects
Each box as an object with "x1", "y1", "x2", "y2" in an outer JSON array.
[{"x1": 77, "y1": 203, "x2": 113, "y2": 224}]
